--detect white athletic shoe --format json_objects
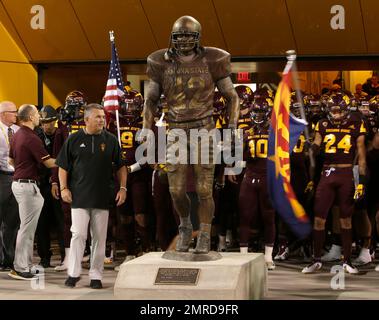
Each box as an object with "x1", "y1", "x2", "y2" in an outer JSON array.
[
  {"x1": 226, "y1": 230, "x2": 233, "y2": 247},
  {"x1": 274, "y1": 246, "x2": 289, "y2": 261},
  {"x1": 343, "y1": 262, "x2": 359, "y2": 274},
  {"x1": 302, "y1": 261, "x2": 322, "y2": 274},
  {"x1": 217, "y1": 236, "x2": 227, "y2": 252},
  {"x1": 240, "y1": 247, "x2": 248, "y2": 254},
  {"x1": 54, "y1": 262, "x2": 68, "y2": 272},
  {"x1": 266, "y1": 260, "x2": 276, "y2": 270},
  {"x1": 321, "y1": 244, "x2": 341, "y2": 262},
  {"x1": 375, "y1": 264, "x2": 379, "y2": 272},
  {"x1": 353, "y1": 248, "x2": 372, "y2": 266},
  {"x1": 55, "y1": 248, "x2": 69, "y2": 272}
]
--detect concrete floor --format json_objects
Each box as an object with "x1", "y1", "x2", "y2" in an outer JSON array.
[
  {"x1": 266, "y1": 259, "x2": 379, "y2": 300},
  {"x1": 1, "y1": 253, "x2": 379, "y2": 300}
]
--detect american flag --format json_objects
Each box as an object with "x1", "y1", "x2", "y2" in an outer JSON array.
[{"x1": 104, "y1": 31, "x2": 125, "y2": 111}]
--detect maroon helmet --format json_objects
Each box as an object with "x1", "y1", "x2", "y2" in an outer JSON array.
[
  {"x1": 357, "y1": 96, "x2": 372, "y2": 117},
  {"x1": 120, "y1": 90, "x2": 144, "y2": 123},
  {"x1": 213, "y1": 91, "x2": 226, "y2": 116},
  {"x1": 235, "y1": 85, "x2": 253, "y2": 110},
  {"x1": 326, "y1": 93, "x2": 351, "y2": 123},
  {"x1": 250, "y1": 96, "x2": 273, "y2": 124},
  {"x1": 368, "y1": 95, "x2": 379, "y2": 117},
  {"x1": 65, "y1": 90, "x2": 87, "y2": 108},
  {"x1": 290, "y1": 91, "x2": 304, "y2": 119},
  {"x1": 304, "y1": 94, "x2": 322, "y2": 114},
  {"x1": 254, "y1": 87, "x2": 275, "y2": 100},
  {"x1": 62, "y1": 90, "x2": 87, "y2": 122}
]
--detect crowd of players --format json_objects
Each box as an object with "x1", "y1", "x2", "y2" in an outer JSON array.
[{"x1": 29, "y1": 78, "x2": 379, "y2": 274}]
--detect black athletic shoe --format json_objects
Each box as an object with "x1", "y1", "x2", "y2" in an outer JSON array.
[
  {"x1": 8, "y1": 270, "x2": 38, "y2": 280},
  {"x1": 65, "y1": 276, "x2": 81, "y2": 288},
  {"x1": 90, "y1": 279, "x2": 103, "y2": 289}
]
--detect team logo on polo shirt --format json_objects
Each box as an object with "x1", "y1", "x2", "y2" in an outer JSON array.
[{"x1": 100, "y1": 143, "x2": 106, "y2": 152}]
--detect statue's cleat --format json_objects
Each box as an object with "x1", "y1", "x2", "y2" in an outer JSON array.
[
  {"x1": 175, "y1": 224, "x2": 193, "y2": 252},
  {"x1": 194, "y1": 231, "x2": 211, "y2": 254}
]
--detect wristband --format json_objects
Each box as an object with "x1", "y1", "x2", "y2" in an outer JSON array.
[
  {"x1": 120, "y1": 186, "x2": 127, "y2": 192},
  {"x1": 60, "y1": 186, "x2": 67, "y2": 191}
]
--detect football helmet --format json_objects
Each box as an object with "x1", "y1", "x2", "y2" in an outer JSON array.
[
  {"x1": 40, "y1": 105, "x2": 57, "y2": 123},
  {"x1": 120, "y1": 90, "x2": 144, "y2": 123},
  {"x1": 304, "y1": 94, "x2": 322, "y2": 114},
  {"x1": 254, "y1": 87, "x2": 275, "y2": 100},
  {"x1": 369, "y1": 95, "x2": 379, "y2": 116},
  {"x1": 235, "y1": 85, "x2": 253, "y2": 111},
  {"x1": 171, "y1": 16, "x2": 201, "y2": 55},
  {"x1": 213, "y1": 91, "x2": 226, "y2": 117},
  {"x1": 326, "y1": 93, "x2": 351, "y2": 123},
  {"x1": 250, "y1": 97, "x2": 273, "y2": 124},
  {"x1": 304, "y1": 94, "x2": 323, "y2": 123},
  {"x1": 357, "y1": 97, "x2": 372, "y2": 117},
  {"x1": 61, "y1": 90, "x2": 86, "y2": 122},
  {"x1": 290, "y1": 91, "x2": 304, "y2": 119}
]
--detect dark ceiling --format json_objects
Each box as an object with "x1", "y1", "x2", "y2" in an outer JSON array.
[{"x1": 1, "y1": 0, "x2": 378, "y2": 64}]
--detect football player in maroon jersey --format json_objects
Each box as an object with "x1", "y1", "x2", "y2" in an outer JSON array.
[
  {"x1": 230, "y1": 96, "x2": 276, "y2": 269},
  {"x1": 107, "y1": 89, "x2": 152, "y2": 264},
  {"x1": 302, "y1": 93, "x2": 367, "y2": 274}
]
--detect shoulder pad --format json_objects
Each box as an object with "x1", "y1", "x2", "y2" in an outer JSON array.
[
  {"x1": 147, "y1": 49, "x2": 167, "y2": 65},
  {"x1": 203, "y1": 47, "x2": 231, "y2": 62}
]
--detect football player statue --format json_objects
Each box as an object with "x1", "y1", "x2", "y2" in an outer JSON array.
[{"x1": 142, "y1": 16, "x2": 239, "y2": 254}]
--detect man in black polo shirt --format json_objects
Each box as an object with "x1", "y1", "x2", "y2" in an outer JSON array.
[
  {"x1": 56, "y1": 103, "x2": 126, "y2": 289},
  {"x1": 8, "y1": 104, "x2": 57, "y2": 280}
]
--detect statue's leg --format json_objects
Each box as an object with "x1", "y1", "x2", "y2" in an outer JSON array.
[
  {"x1": 167, "y1": 164, "x2": 192, "y2": 252},
  {"x1": 193, "y1": 123, "x2": 216, "y2": 254},
  {"x1": 193, "y1": 163, "x2": 215, "y2": 254}
]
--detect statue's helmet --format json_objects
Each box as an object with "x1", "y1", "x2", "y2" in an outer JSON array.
[{"x1": 171, "y1": 16, "x2": 201, "y2": 54}]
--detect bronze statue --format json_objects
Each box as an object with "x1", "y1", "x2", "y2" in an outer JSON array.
[{"x1": 143, "y1": 16, "x2": 239, "y2": 254}]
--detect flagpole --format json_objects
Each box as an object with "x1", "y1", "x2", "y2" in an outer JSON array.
[
  {"x1": 109, "y1": 30, "x2": 122, "y2": 147},
  {"x1": 286, "y1": 50, "x2": 315, "y2": 170}
]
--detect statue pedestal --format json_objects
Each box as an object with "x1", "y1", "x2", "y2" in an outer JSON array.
[{"x1": 113, "y1": 252, "x2": 267, "y2": 300}]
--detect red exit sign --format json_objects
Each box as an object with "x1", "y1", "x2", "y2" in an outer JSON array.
[{"x1": 237, "y1": 72, "x2": 251, "y2": 83}]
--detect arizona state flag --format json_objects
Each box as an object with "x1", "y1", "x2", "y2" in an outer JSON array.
[{"x1": 267, "y1": 68, "x2": 311, "y2": 239}]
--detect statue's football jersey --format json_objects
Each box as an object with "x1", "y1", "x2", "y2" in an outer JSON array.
[{"x1": 147, "y1": 47, "x2": 231, "y2": 125}]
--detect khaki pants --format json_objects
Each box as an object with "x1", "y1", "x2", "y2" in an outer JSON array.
[{"x1": 12, "y1": 181, "x2": 44, "y2": 273}]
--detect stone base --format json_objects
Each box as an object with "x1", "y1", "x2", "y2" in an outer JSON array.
[{"x1": 114, "y1": 252, "x2": 267, "y2": 300}]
